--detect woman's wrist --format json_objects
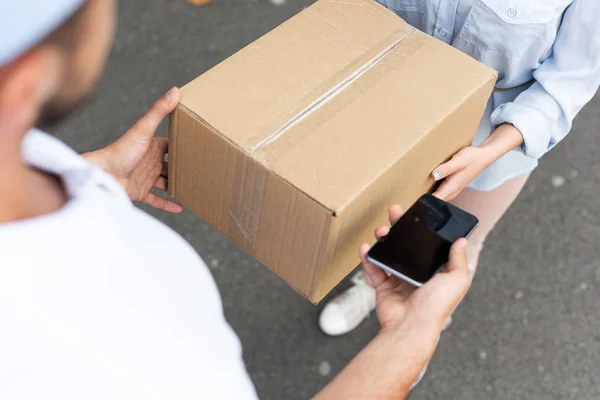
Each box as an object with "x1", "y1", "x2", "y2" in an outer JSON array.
[{"x1": 479, "y1": 123, "x2": 525, "y2": 160}]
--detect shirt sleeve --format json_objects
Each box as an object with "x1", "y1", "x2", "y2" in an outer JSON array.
[{"x1": 490, "y1": 0, "x2": 600, "y2": 159}]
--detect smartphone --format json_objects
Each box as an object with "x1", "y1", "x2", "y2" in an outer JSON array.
[{"x1": 366, "y1": 194, "x2": 478, "y2": 287}]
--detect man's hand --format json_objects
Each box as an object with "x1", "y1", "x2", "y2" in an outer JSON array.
[
  {"x1": 83, "y1": 87, "x2": 182, "y2": 213},
  {"x1": 316, "y1": 205, "x2": 472, "y2": 399},
  {"x1": 360, "y1": 204, "x2": 471, "y2": 357}
]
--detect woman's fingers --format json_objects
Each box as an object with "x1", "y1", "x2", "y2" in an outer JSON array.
[
  {"x1": 433, "y1": 180, "x2": 457, "y2": 200},
  {"x1": 432, "y1": 171, "x2": 467, "y2": 201},
  {"x1": 432, "y1": 151, "x2": 468, "y2": 182}
]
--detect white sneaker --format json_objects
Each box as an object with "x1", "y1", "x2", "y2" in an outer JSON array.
[{"x1": 319, "y1": 270, "x2": 376, "y2": 336}]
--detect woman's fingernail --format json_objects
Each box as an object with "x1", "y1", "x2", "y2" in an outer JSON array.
[
  {"x1": 166, "y1": 89, "x2": 174, "y2": 102},
  {"x1": 433, "y1": 170, "x2": 443, "y2": 180}
]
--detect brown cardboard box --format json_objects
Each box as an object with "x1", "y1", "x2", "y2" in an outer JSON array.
[{"x1": 168, "y1": 0, "x2": 497, "y2": 303}]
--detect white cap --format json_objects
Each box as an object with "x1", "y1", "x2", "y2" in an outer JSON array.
[{"x1": 0, "y1": 0, "x2": 85, "y2": 66}]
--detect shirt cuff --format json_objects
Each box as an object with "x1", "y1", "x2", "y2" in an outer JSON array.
[{"x1": 490, "y1": 102, "x2": 552, "y2": 159}]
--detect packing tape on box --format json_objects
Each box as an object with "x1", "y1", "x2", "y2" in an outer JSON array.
[
  {"x1": 249, "y1": 34, "x2": 410, "y2": 153},
  {"x1": 228, "y1": 155, "x2": 268, "y2": 249}
]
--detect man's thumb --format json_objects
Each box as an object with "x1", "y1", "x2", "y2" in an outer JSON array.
[
  {"x1": 126, "y1": 87, "x2": 180, "y2": 139},
  {"x1": 446, "y1": 239, "x2": 469, "y2": 274},
  {"x1": 424, "y1": 239, "x2": 471, "y2": 323}
]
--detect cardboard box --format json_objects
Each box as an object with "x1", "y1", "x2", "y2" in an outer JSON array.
[{"x1": 168, "y1": 0, "x2": 496, "y2": 302}]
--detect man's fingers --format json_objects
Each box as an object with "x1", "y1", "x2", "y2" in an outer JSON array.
[
  {"x1": 421, "y1": 239, "x2": 471, "y2": 323},
  {"x1": 446, "y1": 239, "x2": 469, "y2": 274},
  {"x1": 156, "y1": 136, "x2": 168, "y2": 151},
  {"x1": 388, "y1": 204, "x2": 403, "y2": 225},
  {"x1": 360, "y1": 244, "x2": 388, "y2": 289},
  {"x1": 372, "y1": 205, "x2": 402, "y2": 239},
  {"x1": 154, "y1": 177, "x2": 168, "y2": 192},
  {"x1": 359, "y1": 243, "x2": 370, "y2": 265},
  {"x1": 361, "y1": 204, "x2": 405, "y2": 290},
  {"x1": 363, "y1": 263, "x2": 389, "y2": 290},
  {"x1": 429, "y1": 239, "x2": 471, "y2": 303},
  {"x1": 375, "y1": 226, "x2": 389, "y2": 240},
  {"x1": 161, "y1": 161, "x2": 168, "y2": 177},
  {"x1": 127, "y1": 87, "x2": 180, "y2": 139},
  {"x1": 143, "y1": 192, "x2": 183, "y2": 213}
]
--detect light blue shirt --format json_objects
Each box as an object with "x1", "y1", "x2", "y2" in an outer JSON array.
[{"x1": 376, "y1": 0, "x2": 600, "y2": 190}]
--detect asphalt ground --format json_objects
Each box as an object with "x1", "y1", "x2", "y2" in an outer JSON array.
[{"x1": 52, "y1": 1, "x2": 600, "y2": 398}]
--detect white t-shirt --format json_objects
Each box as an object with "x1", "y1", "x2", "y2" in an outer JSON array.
[{"x1": 0, "y1": 130, "x2": 257, "y2": 400}]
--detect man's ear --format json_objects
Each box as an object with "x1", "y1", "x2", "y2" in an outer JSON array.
[{"x1": 0, "y1": 49, "x2": 56, "y2": 136}]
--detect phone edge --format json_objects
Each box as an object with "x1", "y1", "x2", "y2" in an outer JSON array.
[
  {"x1": 365, "y1": 256, "x2": 424, "y2": 287},
  {"x1": 466, "y1": 222, "x2": 479, "y2": 239}
]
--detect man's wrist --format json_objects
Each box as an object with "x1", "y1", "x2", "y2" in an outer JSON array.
[
  {"x1": 315, "y1": 325, "x2": 436, "y2": 399},
  {"x1": 361, "y1": 326, "x2": 437, "y2": 394},
  {"x1": 379, "y1": 323, "x2": 438, "y2": 367},
  {"x1": 82, "y1": 148, "x2": 112, "y2": 174}
]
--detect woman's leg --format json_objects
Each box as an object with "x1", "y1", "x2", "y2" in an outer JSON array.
[
  {"x1": 450, "y1": 173, "x2": 531, "y2": 277},
  {"x1": 438, "y1": 172, "x2": 531, "y2": 330}
]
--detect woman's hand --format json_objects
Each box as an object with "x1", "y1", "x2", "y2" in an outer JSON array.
[
  {"x1": 431, "y1": 123, "x2": 525, "y2": 201},
  {"x1": 431, "y1": 146, "x2": 496, "y2": 201},
  {"x1": 83, "y1": 87, "x2": 182, "y2": 213}
]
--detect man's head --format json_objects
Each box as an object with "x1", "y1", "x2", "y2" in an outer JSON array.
[{"x1": 0, "y1": 0, "x2": 116, "y2": 141}]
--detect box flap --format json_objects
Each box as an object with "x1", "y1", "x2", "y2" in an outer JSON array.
[{"x1": 180, "y1": 0, "x2": 413, "y2": 151}]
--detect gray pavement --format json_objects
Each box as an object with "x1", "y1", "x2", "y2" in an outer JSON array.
[{"x1": 51, "y1": 0, "x2": 600, "y2": 398}]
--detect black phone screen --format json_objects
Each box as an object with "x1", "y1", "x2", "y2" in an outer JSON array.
[{"x1": 367, "y1": 194, "x2": 478, "y2": 285}]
